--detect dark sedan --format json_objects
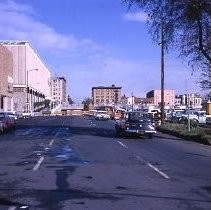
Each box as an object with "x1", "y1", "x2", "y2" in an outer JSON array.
[{"x1": 115, "y1": 111, "x2": 156, "y2": 138}]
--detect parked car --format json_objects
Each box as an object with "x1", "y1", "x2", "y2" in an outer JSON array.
[
  {"x1": 179, "y1": 110, "x2": 206, "y2": 124},
  {"x1": 170, "y1": 109, "x2": 186, "y2": 122},
  {"x1": 22, "y1": 111, "x2": 34, "y2": 118},
  {"x1": 113, "y1": 108, "x2": 126, "y2": 120},
  {"x1": 0, "y1": 112, "x2": 16, "y2": 133},
  {"x1": 115, "y1": 111, "x2": 156, "y2": 138},
  {"x1": 7, "y1": 111, "x2": 19, "y2": 121},
  {"x1": 95, "y1": 111, "x2": 110, "y2": 120}
]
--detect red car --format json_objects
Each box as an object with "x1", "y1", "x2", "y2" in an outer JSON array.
[{"x1": 0, "y1": 112, "x2": 16, "y2": 133}]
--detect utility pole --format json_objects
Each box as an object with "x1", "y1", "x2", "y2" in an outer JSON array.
[
  {"x1": 160, "y1": 23, "x2": 165, "y2": 124},
  {"x1": 131, "y1": 93, "x2": 134, "y2": 111}
]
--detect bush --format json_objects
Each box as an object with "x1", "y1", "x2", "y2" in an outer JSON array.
[{"x1": 157, "y1": 122, "x2": 211, "y2": 145}]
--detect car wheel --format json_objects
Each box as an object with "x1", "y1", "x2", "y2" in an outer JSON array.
[
  {"x1": 116, "y1": 130, "x2": 121, "y2": 138},
  {"x1": 0, "y1": 128, "x2": 3, "y2": 134},
  {"x1": 116, "y1": 129, "x2": 124, "y2": 138},
  {"x1": 116, "y1": 131, "x2": 120, "y2": 137}
]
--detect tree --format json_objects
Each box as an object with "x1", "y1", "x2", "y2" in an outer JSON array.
[
  {"x1": 82, "y1": 97, "x2": 92, "y2": 105},
  {"x1": 123, "y1": 0, "x2": 211, "y2": 88},
  {"x1": 82, "y1": 97, "x2": 93, "y2": 111},
  {"x1": 67, "y1": 95, "x2": 74, "y2": 105}
]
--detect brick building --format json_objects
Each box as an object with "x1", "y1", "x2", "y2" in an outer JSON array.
[
  {"x1": 0, "y1": 44, "x2": 13, "y2": 111},
  {"x1": 92, "y1": 84, "x2": 121, "y2": 106},
  {"x1": 146, "y1": 89, "x2": 175, "y2": 107}
]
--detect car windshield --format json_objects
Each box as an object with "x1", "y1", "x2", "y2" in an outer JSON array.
[
  {"x1": 127, "y1": 112, "x2": 151, "y2": 122},
  {"x1": 0, "y1": 114, "x2": 5, "y2": 118}
]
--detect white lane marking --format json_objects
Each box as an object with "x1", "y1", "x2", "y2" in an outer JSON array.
[
  {"x1": 33, "y1": 156, "x2": 44, "y2": 171},
  {"x1": 8, "y1": 207, "x2": 16, "y2": 210},
  {"x1": 117, "y1": 141, "x2": 127, "y2": 148},
  {"x1": 55, "y1": 128, "x2": 62, "y2": 137},
  {"x1": 49, "y1": 139, "x2": 54, "y2": 146},
  {"x1": 136, "y1": 155, "x2": 145, "y2": 162},
  {"x1": 147, "y1": 163, "x2": 170, "y2": 179},
  {"x1": 33, "y1": 128, "x2": 60, "y2": 171},
  {"x1": 136, "y1": 156, "x2": 170, "y2": 179}
]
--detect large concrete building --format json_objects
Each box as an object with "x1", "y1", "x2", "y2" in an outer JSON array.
[
  {"x1": 0, "y1": 41, "x2": 51, "y2": 113},
  {"x1": 0, "y1": 44, "x2": 13, "y2": 111},
  {"x1": 92, "y1": 84, "x2": 122, "y2": 106},
  {"x1": 51, "y1": 76, "x2": 67, "y2": 105},
  {"x1": 146, "y1": 89, "x2": 175, "y2": 107}
]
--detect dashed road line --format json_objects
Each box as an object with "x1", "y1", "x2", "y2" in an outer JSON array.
[
  {"x1": 147, "y1": 163, "x2": 170, "y2": 179},
  {"x1": 49, "y1": 139, "x2": 54, "y2": 146},
  {"x1": 136, "y1": 155, "x2": 170, "y2": 179},
  {"x1": 33, "y1": 128, "x2": 60, "y2": 171},
  {"x1": 33, "y1": 156, "x2": 44, "y2": 171},
  {"x1": 117, "y1": 141, "x2": 127, "y2": 148}
]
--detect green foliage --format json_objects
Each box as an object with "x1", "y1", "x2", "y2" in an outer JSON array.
[
  {"x1": 34, "y1": 99, "x2": 51, "y2": 112},
  {"x1": 123, "y1": 0, "x2": 211, "y2": 88},
  {"x1": 68, "y1": 95, "x2": 74, "y2": 105},
  {"x1": 158, "y1": 122, "x2": 211, "y2": 145},
  {"x1": 82, "y1": 97, "x2": 92, "y2": 105}
]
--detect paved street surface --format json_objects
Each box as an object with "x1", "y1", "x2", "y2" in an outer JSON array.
[{"x1": 0, "y1": 116, "x2": 211, "y2": 210}]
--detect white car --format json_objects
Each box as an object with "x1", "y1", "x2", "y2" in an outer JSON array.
[
  {"x1": 22, "y1": 111, "x2": 34, "y2": 118},
  {"x1": 95, "y1": 111, "x2": 110, "y2": 121}
]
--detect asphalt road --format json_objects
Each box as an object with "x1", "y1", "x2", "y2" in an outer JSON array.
[{"x1": 0, "y1": 115, "x2": 211, "y2": 210}]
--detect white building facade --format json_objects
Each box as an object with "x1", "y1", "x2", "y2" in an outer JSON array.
[
  {"x1": 0, "y1": 41, "x2": 52, "y2": 113},
  {"x1": 51, "y1": 77, "x2": 67, "y2": 105},
  {"x1": 175, "y1": 93, "x2": 202, "y2": 109},
  {"x1": 0, "y1": 44, "x2": 13, "y2": 112}
]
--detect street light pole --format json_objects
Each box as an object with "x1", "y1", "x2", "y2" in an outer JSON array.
[
  {"x1": 131, "y1": 92, "x2": 134, "y2": 111},
  {"x1": 160, "y1": 23, "x2": 165, "y2": 125}
]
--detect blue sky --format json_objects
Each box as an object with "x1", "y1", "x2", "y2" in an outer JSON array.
[{"x1": 0, "y1": 0, "x2": 202, "y2": 101}]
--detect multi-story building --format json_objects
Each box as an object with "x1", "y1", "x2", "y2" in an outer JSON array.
[
  {"x1": 51, "y1": 76, "x2": 67, "y2": 105},
  {"x1": 92, "y1": 84, "x2": 121, "y2": 106},
  {"x1": 176, "y1": 93, "x2": 202, "y2": 109},
  {"x1": 146, "y1": 89, "x2": 175, "y2": 107},
  {"x1": 0, "y1": 41, "x2": 51, "y2": 113},
  {"x1": 120, "y1": 95, "x2": 153, "y2": 106},
  {"x1": 0, "y1": 44, "x2": 13, "y2": 111}
]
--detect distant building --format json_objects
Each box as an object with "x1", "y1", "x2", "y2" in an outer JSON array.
[
  {"x1": 146, "y1": 89, "x2": 175, "y2": 107},
  {"x1": 51, "y1": 76, "x2": 67, "y2": 105},
  {"x1": 176, "y1": 93, "x2": 202, "y2": 109},
  {"x1": 0, "y1": 41, "x2": 51, "y2": 113},
  {"x1": 0, "y1": 44, "x2": 13, "y2": 111},
  {"x1": 92, "y1": 84, "x2": 121, "y2": 106},
  {"x1": 120, "y1": 95, "x2": 153, "y2": 106},
  {"x1": 120, "y1": 95, "x2": 128, "y2": 104}
]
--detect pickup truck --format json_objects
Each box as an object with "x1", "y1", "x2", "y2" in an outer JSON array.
[
  {"x1": 180, "y1": 110, "x2": 206, "y2": 124},
  {"x1": 115, "y1": 111, "x2": 156, "y2": 139}
]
